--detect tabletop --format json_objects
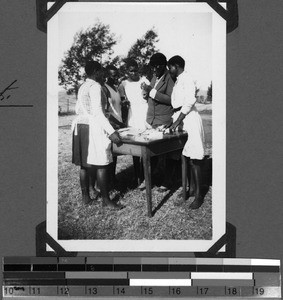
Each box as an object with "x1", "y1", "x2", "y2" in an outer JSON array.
[{"x1": 117, "y1": 128, "x2": 188, "y2": 146}]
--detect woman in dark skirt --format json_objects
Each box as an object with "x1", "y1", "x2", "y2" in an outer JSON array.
[{"x1": 71, "y1": 61, "x2": 122, "y2": 208}]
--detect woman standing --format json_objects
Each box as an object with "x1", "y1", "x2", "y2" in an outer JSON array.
[
  {"x1": 118, "y1": 59, "x2": 150, "y2": 184},
  {"x1": 72, "y1": 61, "x2": 123, "y2": 209},
  {"x1": 118, "y1": 59, "x2": 150, "y2": 130},
  {"x1": 167, "y1": 55, "x2": 205, "y2": 209},
  {"x1": 104, "y1": 65, "x2": 123, "y2": 124}
]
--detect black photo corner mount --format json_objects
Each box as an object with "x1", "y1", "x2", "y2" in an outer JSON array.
[
  {"x1": 36, "y1": 221, "x2": 236, "y2": 258},
  {"x1": 36, "y1": 0, "x2": 79, "y2": 33},
  {"x1": 36, "y1": 0, "x2": 238, "y2": 34},
  {"x1": 36, "y1": 221, "x2": 78, "y2": 257},
  {"x1": 194, "y1": 222, "x2": 237, "y2": 258},
  {"x1": 196, "y1": 0, "x2": 239, "y2": 33}
]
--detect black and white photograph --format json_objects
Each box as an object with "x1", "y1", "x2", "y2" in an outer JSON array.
[
  {"x1": 47, "y1": 2, "x2": 226, "y2": 252},
  {"x1": 2, "y1": 2, "x2": 283, "y2": 294}
]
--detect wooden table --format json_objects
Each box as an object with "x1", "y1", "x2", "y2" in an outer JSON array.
[{"x1": 112, "y1": 131, "x2": 188, "y2": 217}]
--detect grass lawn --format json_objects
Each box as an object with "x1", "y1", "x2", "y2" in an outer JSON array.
[{"x1": 58, "y1": 98, "x2": 212, "y2": 240}]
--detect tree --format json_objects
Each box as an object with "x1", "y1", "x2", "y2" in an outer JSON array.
[
  {"x1": 195, "y1": 87, "x2": 200, "y2": 98},
  {"x1": 109, "y1": 55, "x2": 124, "y2": 68},
  {"x1": 207, "y1": 82, "x2": 212, "y2": 102},
  {"x1": 123, "y1": 28, "x2": 159, "y2": 79},
  {"x1": 58, "y1": 21, "x2": 117, "y2": 94}
]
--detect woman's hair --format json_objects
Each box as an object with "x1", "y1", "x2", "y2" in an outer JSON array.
[
  {"x1": 106, "y1": 65, "x2": 118, "y2": 72},
  {"x1": 167, "y1": 55, "x2": 185, "y2": 69},
  {"x1": 149, "y1": 53, "x2": 167, "y2": 66},
  {"x1": 85, "y1": 61, "x2": 102, "y2": 76},
  {"x1": 126, "y1": 58, "x2": 138, "y2": 69}
]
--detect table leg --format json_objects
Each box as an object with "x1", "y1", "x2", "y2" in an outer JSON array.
[
  {"x1": 181, "y1": 154, "x2": 187, "y2": 202},
  {"x1": 133, "y1": 156, "x2": 141, "y2": 186},
  {"x1": 142, "y1": 147, "x2": 152, "y2": 217}
]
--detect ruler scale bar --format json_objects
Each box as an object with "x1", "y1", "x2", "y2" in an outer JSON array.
[
  {"x1": 114, "y1": 264, "x2": 141, "y2": 271},
  {"x1": 129, "y1": 271, "x2": 190, "y2": 279},
  {"x1": 3, "y1": 257, "x2": 280, "y2": 264},
  {"x1": 170, "y1": 264, "x2": 197, "y2": 271},
  {"x1": 58, "y1": 265, "x2": 86, "y2": 271},
  {"x1": 4, "y1": 265, "x2": 32, "y2": 272},
  {"x1": 3, "y1": 272, "x2": 66, "y2": 279},
  {"x1": 251, "y1": 259, "x2": 281, "y2": 266},
  {"x1": 33, "y1": 265, "x2": 58, "y2": 271},
  {"x1": 251, "y1": 266, "x2": 280, "y2": 273},
  {"x1": 86, "y1": 264, "x2": 114, "y2": 271},
  {"x1": 191, "y1": 272, "x2": 254, "y2": 279},
  {"x1": 2, "y1": 286, "x2": 281, "y2": 297},
  {"x1": 65, "y1": 272, "x2": 128, "y2": 279},
  {"x1": 254, "y1": 273, "x2": 281, "y2": 287},
  {"x1": 2, "y1": 257, "x2": 281, "y2": 298},
  {"x1": 193, "y1": 279, "x2": 255, "y2": 286},
  {"x1": 4, "y1": 279, "x2": 130, "y2": 286},
  {"x1": 130, "y1": 279, "x2": 192, "y2": 286},
  {"x1": 224, "y1": 265, "x2": 252, "y2": 272}
]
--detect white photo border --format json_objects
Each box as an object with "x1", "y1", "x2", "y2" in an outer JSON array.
[{"x1": 47, "y1": 2, "x2": 226, "y2": 252}]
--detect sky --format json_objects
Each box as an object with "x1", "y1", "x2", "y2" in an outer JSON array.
[{"x1": 54, "y1": 3, "x2": 213, "y2": 89}]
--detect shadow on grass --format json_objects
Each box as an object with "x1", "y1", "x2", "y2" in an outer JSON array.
[
  {"x1": 114, "y1": 163, "x2": 138, "y2": 194},
  {"x1": 114, "y1": 161, "x2": 180, "y2": 215},
  {"x1": 152, "y1": 186, "x2": 179, "y2": 217},
  {"x1": 113, "y1": 155, "x2": 212, "y2": 216}
]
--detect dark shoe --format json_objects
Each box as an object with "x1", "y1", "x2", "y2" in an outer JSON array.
[
  {"x1": 89, "y1": 188, "x2": 100, "y2": 201},
  {"x1": 189, "y1": 195, "x2": 204, "y2": 209},
  {"x1": 82, "y1": 188, "x2": 92, "y2": 205},
  {"x1": 82, "y1": 195, "x2": 92, "y2": 205}
]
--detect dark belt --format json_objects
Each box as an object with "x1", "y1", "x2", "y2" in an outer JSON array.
[{"x1": 173, "y1": 107, "x2": 181, "y2": 113}]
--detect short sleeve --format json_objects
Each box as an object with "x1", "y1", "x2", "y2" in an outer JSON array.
[{"x1": 180, "y1": 74, "x2": 196, "y2": 115}]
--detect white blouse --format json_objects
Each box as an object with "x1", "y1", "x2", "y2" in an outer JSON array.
[
  {"x1": 171, "y1": 70, "x2": 196, "y2": 115},
  {"x1": 76, "y1": 78, "x2": 115, "y2": 135},
  {"x1": 105, "y1": 83, "x2": 122, "y2": 122}
]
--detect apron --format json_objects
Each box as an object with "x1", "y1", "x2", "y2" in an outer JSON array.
[
  {"x1": 72, "y1": 92, "x2": 113, "y2": 166},
  {"x1": 172, "y1": 106, "x2": 205, "y2": 160}
]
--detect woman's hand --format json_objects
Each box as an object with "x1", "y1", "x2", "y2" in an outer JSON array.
[
  {"x1": 169, "y1": 120, "x2": 181, "y2": 132},
  {"x1": 121, "y1": 99, "x2": 130, "y2": 108},
  {"x1": 109, "y1": 131, "x2": 122, "y2": 146},
  {"x1": 141, "y1": 82, "x2": 152, "y2": 93},
  {"x1": 168, "y1": 112, "x2": 186, "y2": 132}
]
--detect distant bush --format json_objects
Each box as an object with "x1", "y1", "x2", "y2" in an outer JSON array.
[{"x1": 207, "y1": 82, "x2": 212, "y2": 102}]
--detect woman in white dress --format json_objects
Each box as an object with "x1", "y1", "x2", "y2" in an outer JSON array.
[
  {"x1": 167, "y1": 55, "x2": 205, "y2": 209},
  {"x1": 118, "y1": 59, "x2": 150, "y2": 184},
  {"x1": 118, "y1": 59, "x2": 150, "y2": 130},
  {"x1": 72, "y1": 61, "x2": 123, "y2": 209}
]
